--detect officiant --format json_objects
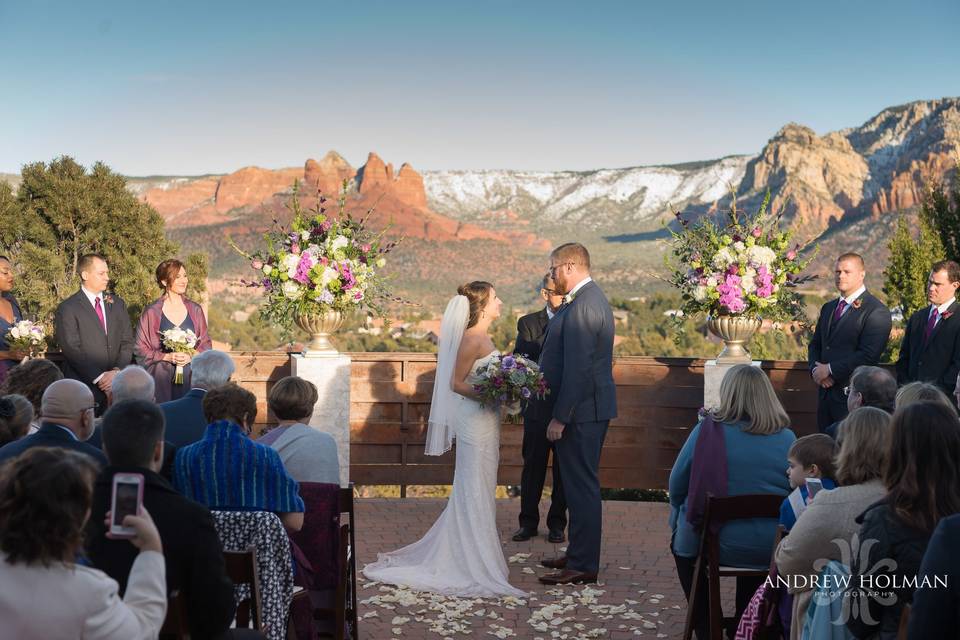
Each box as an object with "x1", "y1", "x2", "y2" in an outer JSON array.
[{"x1": 512, "y1": 273, "x2": 567, "y2": 543}]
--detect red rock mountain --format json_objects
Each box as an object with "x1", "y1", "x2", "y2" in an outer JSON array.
[{"x1": 141, "y1": 151, "x2": 549, "y2": 249}]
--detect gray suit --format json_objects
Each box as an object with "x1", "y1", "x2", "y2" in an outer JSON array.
[{"x1": 538, "y1": 279, "x2": 616, "y2": 574}]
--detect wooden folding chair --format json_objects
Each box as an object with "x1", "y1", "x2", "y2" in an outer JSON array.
[
  {"x1": 682, "y1": 494, "x2": 785, "y2": 640},
  {"x1": 224, "y1": 547, "x2": 264, "y2": 631},
  {"x1": 159, "y1": 590, "x2": 191, "y2": 640}
]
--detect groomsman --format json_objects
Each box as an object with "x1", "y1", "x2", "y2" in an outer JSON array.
[
  {"x1": 895, "y1": 260, "x2": 960, "y2": 400},
  {"x1": 808, "y1": 253, "x2": 892, "y2": 431},
  {"x1": 55, "y1": 254, "x2": 135, "y2": 415},
  {"x1": 512, "y1": 274, "x2": 568, "y2": 543}
]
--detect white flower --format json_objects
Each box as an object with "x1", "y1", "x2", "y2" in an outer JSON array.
[
  {"x1": 319, "y1": 266, "x2": 339, "y2": 287},
  {"x1": 712, "y1": 247, "x2": 736, "y2": 269},
  {"x1": 262, "y1": 264, "x2": 273, "y2": 276},
  {"x1": 282, "y1": 281, "x2": 303, "y2": 300},
  {"x1": 692, "y1": 285, "x2": 709, "y2": 302},
  {"x1": 300, "y1": 230, "x2": 311, "y2": 241},
  {"x1": 283, "y1": 253, "x2": 300, "y2": 277},
  {"x1": 733, "y1": 241, "x2": 746, "y2": 253},
  {"x1": 746, "y1": 245, "x2": 777, "y2": 266},
  {"x1": 706, "y1": 275, "x2": 719, "y2": 287},
  {"x1": 331, "y1": 235, "x2": 350, "y2": 251}
]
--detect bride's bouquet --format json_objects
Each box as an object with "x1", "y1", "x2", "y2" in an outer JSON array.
[
  {"x1": 5, "y1": 320, "x2": 46, "y2": 359},
  {"x1": 161, "y1": 327, "x2": 198, "y2": 385},
  {"x1": 473, "y1": 354, "x2": 549, "y2": 422}
]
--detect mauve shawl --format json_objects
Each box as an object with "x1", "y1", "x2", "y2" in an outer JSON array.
[
  {"x1": 134, "y1": 298, "x2": 212, "y2": 403},
  {"x1": 685, "y1": 413, "x2": 729, "y2": 532}
]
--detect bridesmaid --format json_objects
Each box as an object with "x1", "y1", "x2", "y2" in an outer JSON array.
[
  {"x1": 135, "y1": 259, "x2": 212, "y2": 403},
  {"x1": 0, "y1": 256, "x2": 27, "y2": 387}
]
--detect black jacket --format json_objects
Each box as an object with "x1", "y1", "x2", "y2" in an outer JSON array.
[
  {"x1": 907, "y1": 513, "x2": 960, "y2": 639},
  {"x1": 0, "y1": 422, "x2": 107, "y2": 466},
  {"x1": 85, "y1": 466, "x2": 235, "y2": 639},
  {"x1": 159, "y1": 388, "x2": 209, "y2": 449},
  {"x1": 845, "y1": 500, "x2": 933, "y2": 640},
  {"x1": 808, "y1": 291, "x2": 892, "y2": 396},
  {"x1": 895, "y1": 300, "x2": 960, "y2": 395},
  {"x1": 514, "y1": 308, "x2": 550, "y2": 363},
  {"x1": 54, "y1": 290, "x2": 135, "y2": 412}
]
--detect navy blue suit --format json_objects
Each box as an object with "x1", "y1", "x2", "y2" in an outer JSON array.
[
  {"x1": 808, "y1": 291, "x2": 892, "y2": 431},
  {"x1": 895, "y1": 301, "x2": 960, "y2": 399},
  {"x1": 0, "y1": 422, "x2": 107, "y2": 466},
  {"x1": 538, "y1": 279, "x2": 617, "y2": 574},
  {"x1": 160, "y1": 388, "x2": 208, "y2": 449}
]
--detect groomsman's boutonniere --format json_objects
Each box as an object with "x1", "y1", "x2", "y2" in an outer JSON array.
[
  {"x1": 943, "y1": 311, "x2": 954, "y2": 321},
  {"x1": 851, "y1": 298, "x2": 863, "y2": 310},
  {"x1": 103, "y1": 294, "x2": 115, "y2": 306}
]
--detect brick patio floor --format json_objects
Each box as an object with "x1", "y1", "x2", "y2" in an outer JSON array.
[{"x1": 354, "y1": 498, "x2": 705, "y2": 640}]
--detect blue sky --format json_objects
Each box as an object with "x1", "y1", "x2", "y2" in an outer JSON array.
[{"x1": 1, "y1": 0, "x2": 957, "y2": 175}]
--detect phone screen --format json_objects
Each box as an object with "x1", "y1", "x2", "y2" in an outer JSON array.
[
  {"x1": 113, "y1": 481, "x2": 140, "y2": 526},
  {"x1": 806, "y1": 479, "x2": 823, "y2": 499}
]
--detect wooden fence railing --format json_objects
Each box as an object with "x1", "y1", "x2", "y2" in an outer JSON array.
[{"x1": 229, "y1": 352, "x2": 821, "y2": 491}]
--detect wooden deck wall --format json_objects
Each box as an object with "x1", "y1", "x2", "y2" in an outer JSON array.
[{"x1": 230, "y1": 352, "x2": 821, "y2": 491}]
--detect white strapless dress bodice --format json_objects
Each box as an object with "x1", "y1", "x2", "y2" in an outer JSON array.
[{"x1": 362, "y1": 351, "x2": 525, "y2": 597}]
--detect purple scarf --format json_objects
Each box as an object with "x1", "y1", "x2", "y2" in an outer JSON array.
[{"x1": 685, "y1": 413, "x2": 729, "y2": 532}]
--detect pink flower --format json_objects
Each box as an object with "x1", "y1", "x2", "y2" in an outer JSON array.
[
  {"x1": 251, "y1": 259, "x2": 263, "y2": 270},
  {"x1": 361, "y1": 243, "x2": 371, "y2": 252},
  {"x1": 291, "y1": 243, "x2": 301, "y2": 255},
  {"x1": 786, "y1": 249, "x2": 797, "y2": 260},
  {"x1": 293, "y1": 253, "x2": 315, "y2": 284},
  {"x1": 752, "y1": 227, "x2": 763, "y2": 238}
]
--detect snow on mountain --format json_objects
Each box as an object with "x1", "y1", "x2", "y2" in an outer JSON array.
[{"x1": 423, "y1": 155, "x2": 752, "y2": 227}]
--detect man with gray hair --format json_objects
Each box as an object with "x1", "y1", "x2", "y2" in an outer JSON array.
[
  {"x1": 111, "y1": 365, "x2": 157, "y2": 403},
  {"x1": 825, "y1": 365, "x2": 897, "y2": 439},
  {"x1": 160, "y1": 350, "x2": 235, "y2": 448}
]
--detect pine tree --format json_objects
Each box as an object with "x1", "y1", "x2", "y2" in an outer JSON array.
[
  {"x1": 883, "y1": 214, "x2": 945, "y2": 319},
  {"x1": 923, "y1": 171, "x2": 960, "y2": 263}
]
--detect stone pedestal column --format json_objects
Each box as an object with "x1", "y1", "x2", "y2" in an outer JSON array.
[
  {"x1": 290, "y1": 354, "x2": 351, "y2": 487},
  {"x1": 703, "y1": 359, "x2": 762, "y2": 410}
]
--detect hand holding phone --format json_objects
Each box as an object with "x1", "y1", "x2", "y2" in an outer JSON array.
[
  {"x1": 109, "y1": 473, "x2": 144, "y2": 538},
  {"x1": 805, "y1": 477, "x2": 824, "y2": 504}
]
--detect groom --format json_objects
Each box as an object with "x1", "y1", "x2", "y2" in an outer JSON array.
[{"x1": 537, "y1": 243, "x2": 616, "y2": 585}]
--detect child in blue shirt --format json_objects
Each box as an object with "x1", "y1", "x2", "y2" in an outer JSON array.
[{"x1": 780, "y1": 434, "x2": 839, "y2": 530}]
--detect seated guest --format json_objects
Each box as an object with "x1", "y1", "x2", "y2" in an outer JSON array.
[
  {"x1": 776, "y1": 407, "x2": 890, "y2": 640},
  {"x1": 174, "y1": 383, "x2": 304, "y2": 532},
  {"x1": 88, "y1": 365, "x2": 157, "y2": 449},
  {"x1": 0, "y1": 447, "x2": 166, "y2": 639},
  {"x1": 259, "y1": 376, "x2": 340, "y2": 484},
  {"x1": 0, "y1": 358, "x2": 63, "y2": 434},
  {"x1": 0, "y1": 394, "x2": 33, "y2": 447},
  {"x1": 669, "y1": 364, "x2": 795, "y2": 640},
  {"x1": 908, "y1": 513, "x2": 960, "y2": 638},
  {"x1": 86, "y1": 400, "x2": 237, "y2": 639},
  {"x1": 780, "y1": 434, "x2": 838, "y2": 530},
  {"x1": 846, "y1": 401, "x2": 960, "y2": 638},
  {"x1": 0, "y1": 379, "x2": 106, "y2": 466},
  {"x1": 161, "y1": 349, "x2": 235, "y2": 448},
  {"x1": 825, "y1": 365, "x2": 896, "y2": 439},
  {"x1": 894, "y1": 380, "x2": 959, "y2": 415}
]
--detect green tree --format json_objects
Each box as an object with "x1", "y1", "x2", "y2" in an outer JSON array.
[
  {"x1": 883, "y1": 214, "x2": 945, "y2": 319},
  {"x1": 0, "y1": 157, "x2": 208, "y2": 333},
  {"x1": 923, "y1": 171, "x2": 960, "y2": 263}
]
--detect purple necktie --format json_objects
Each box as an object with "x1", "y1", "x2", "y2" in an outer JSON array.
[
  {"x1": 923, "y1": 307, "x2": 940, "y2": 345},
  {"x1": 832, "y1": 299, "x2": 847, "y2": 322},
  {"x1": 94, "y1": 297, "x2": 106, "y2": 333}
]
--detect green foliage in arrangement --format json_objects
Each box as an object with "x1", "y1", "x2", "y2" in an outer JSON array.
[{"x1": 0, "y1": 157, "x2": 209, "y2": 333}]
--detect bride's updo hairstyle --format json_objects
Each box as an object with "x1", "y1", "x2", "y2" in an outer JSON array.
[{"x1": 457, "y1": 281, "x2": 493, "y2": 328}]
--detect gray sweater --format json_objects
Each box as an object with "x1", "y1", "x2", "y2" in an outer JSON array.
[
  {"x1": 261, "y1": 423, "x2": 341, "y2": 486},
  {"x1": 775, "y1": 479, "x2": 887, "y2": 640}
]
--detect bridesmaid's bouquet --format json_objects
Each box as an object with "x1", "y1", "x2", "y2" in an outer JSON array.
[
  {"x1": 473, "y1": 354, "x2": 549, "y2": 422},
  {"x1": 161, "y1": 327, "x2": 198, "y2": 385},
  {"x1": 5, "y1": 320, "x2": 46, "y2": 359}
]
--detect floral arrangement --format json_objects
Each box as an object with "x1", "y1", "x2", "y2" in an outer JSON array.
[
  {"x1": 5, "y1": 320, "x2": 46, "y2": 358},
  {"x1": 473, "y1": 354, "x2": 549, "y2": 422},
  {"x1": 667, "y1": 192, "x2": 815, "y2": 321},
  {"x1": 233, "y1": 182, "x2": 400, "y2": 330},
  {"x1": 161, "y1": 327, "x2": 198, "y2": 384}
]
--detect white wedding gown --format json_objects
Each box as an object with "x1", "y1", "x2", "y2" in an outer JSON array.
[{"x1": 362, "y1": 351, "x2": 526, "y2": 598}]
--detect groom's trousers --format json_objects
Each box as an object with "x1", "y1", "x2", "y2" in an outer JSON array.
[
  {"x1": 518, "y1": 416, "x2": 567, "y2": 533},
  {"x1": 554, "y1": 419, "x2": 609, "y2": 575}
]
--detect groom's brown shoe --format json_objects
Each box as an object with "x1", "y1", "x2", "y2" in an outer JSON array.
[
  {"x1": 538, "y1": 569, "x2": 598, "y2": 585},
  {"x1": 540, "y1": 555, "x2": 567, "y2": 569}
]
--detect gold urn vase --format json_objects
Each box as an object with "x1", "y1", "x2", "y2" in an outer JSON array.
[
  {"x1": 707, "y1": 315, "x2": 762, "y2": 364},
  {"x1": 294, "y1": 310, "x2": 344, "y2": 357}
]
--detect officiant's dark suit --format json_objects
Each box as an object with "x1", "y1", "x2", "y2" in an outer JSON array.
[
  {"x1": 513, "y1": 300, "x2": 568, "y2": 542},
  {"x1": 808, "y1": 289, "x2": 891, "y2": 431},
  {"x1": 538, "y1": 253, "x2": 616, "y2": 580},
  {"x1": 55, "y1": 265, "x2": 135, "y2": 416},
  {"x1": 896, "y1": 300, "x2": 960, "y2": 399}
]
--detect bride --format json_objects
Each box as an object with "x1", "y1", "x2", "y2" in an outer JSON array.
[{"x1": 362, "y1": 281, "x2": 527, "y2": 598}]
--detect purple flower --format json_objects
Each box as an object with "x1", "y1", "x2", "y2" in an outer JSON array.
[
  {"x1": 293, "y1": 253, "x2": 315, "y2": 284},
  {"x1": 318, "y1": 289, "x2": 334, "y2": 304},
  {"x1": 521, "y1": 387, "x2": 531, "y2": 399},
  {"x1": 501, "y1": 355, "x2": 516, "y2": 369}
]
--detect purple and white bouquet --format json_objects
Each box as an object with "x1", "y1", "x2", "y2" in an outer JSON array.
[
  {"x1": 473, "y1": 354, "x2": 549, "y2": 422},
  {"x1": 667, "y1": 192, "x2": 815, "y2": 322},
  {"x1": 5, "y1": 320, "x2": 46, "y2": 359}
]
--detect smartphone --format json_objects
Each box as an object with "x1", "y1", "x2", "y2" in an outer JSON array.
[
  {"x1": 805, "y1": 477, "x2": 824, "y2": 501},
  {"x1": 110, "y1": 473, "x2": 144, "y2": 537}
]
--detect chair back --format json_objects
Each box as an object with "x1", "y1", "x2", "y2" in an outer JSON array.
[
  {"x1": 212, "y1": 510, "x2": 293, "y2": 640},
  {"x1": 291, "y1": 482, "x2": 341, "y2": 590},
  {"x1": 159, "y1": 590, "x2": 191, "y2": 640},
  {"x1": 223, "y1": 547, "x2": 263, "y2": 630}
]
